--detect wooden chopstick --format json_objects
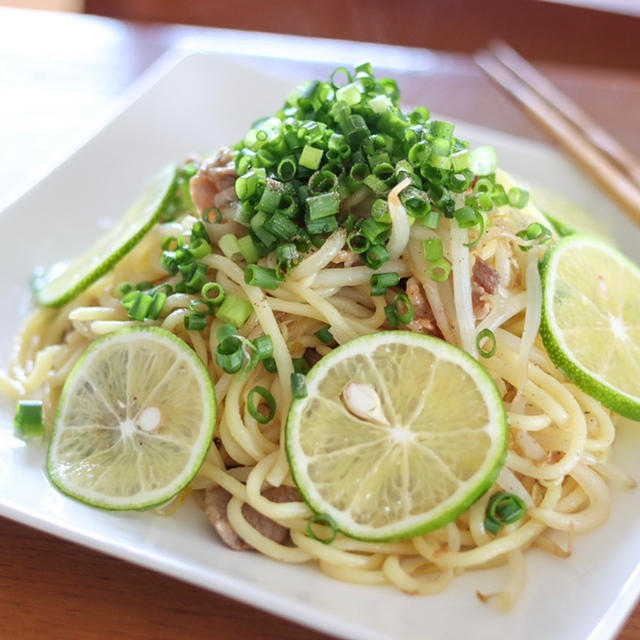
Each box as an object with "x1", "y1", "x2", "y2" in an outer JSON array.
[
  {"x1": 475, "y1": 49, "x2": 640, "y2": 227},
  {"x1": 488, "y1": 40, "x2": 640, "y2": 188}
]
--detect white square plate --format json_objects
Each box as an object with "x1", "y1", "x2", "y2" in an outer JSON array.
[{"x1": 2, "y1": 51, "x2": 640, "y2": 640}]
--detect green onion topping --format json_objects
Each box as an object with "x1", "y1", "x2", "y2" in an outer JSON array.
[
  {"x1": 476, "y1": 328, "x2": 497, "y2": 358},
  {"x1": 247, "y1": 386, "x2": 277, "y2": 424},
  {"x1": 306, "y1": 512, "x2": 339, "y2": 545},
  {"x1": 14, "y1": 400, "x2": 45, "y2": 438},
  {"x1": 484, "y1": 492, "x2": 527, "y2": 535}
]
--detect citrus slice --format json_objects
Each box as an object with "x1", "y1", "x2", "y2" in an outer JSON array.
[
  {"x1": 33, "y1": 163, "x2": 177, "y2": 307},
  {"x1": 285, "y1": 331, "x2": 507, "y2": 542},
  {"x1": 540, "y1": 234, "x2": 640, "y2": 420},
  {"x1": 47, "y1": 326, "x2": 216, "y2": 510}
]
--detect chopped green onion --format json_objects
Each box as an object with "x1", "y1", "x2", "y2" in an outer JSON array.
[
  {"x1": 162, "y1": 236, "x2": 179, "y2": 251},
  {"x1": 190, "y1": 299, "x2": 210, "y2": 315},
  {"x1": 189, "y1": 238, "x2": 211, "y2": 260},
  {"x1": 484, "y1": 492, "x2": 526, "y2": 535},
  {"x1": 184, "y1": 312, "x2": 206, "y2": 331},
  {"x1": 429, "y1": 120, "x2": 454, "y2": 140},
  {"x1": 360, "y1": 218, "x2": 390, "y2": 245},
  {"x1": 314, "y1": 325, "x2": 333, "y2": 344},
  {"x1": 293, "y1": 357, "x2": 310, "y2": 375},
  {"x1": 135, "y1": 281, "x2": 153, "y2": 291},
  {"x1": 218, "y1": 234, "x2": 242, "y2": 260},
  {"x1": 264, "y1": 212, "x2": 300, "y2": 241},
  {"x1": 306, "y1": 513, "x2": 338, "y2": 544},
  {"x1": 476, "y1": 328, "x2": 497, "y2": 358},
  {"x1": 237, "y1": 235, "x2": 260, "y2": 264},
  {"x1": 363, "y1": 173, "x2": 389, "y2": 196},
  {"x1": 384, "y1": 302, "x2": 399, "y2": 329},
  {"x1": 263, "y1": 357, "x2": 278, "y2": 373},
  {"x1": 450, "y1": 150, "x2": 471, "y2": 171},
  {"x1": 216, "y1": 335, "x2": 245, "y2": 374},
  {"x1": 516, "y1": 222, "x2": 552, "y2": 250},
  {"x1": 473, "y1": 177, "x2": 494, "y2": 194},
  {"x1": 309, "y1": 170, "x2": 339, "y2": 194},
  {"x1": 349, "y1": 162, "x2": 369, "y2": 182},
  {"x1": 14, "y1": 400, "x2": 44, "y2": 438},
  {"x1": 277, "y1": 157, "x2": 297, "y2": 182},
  {"x1": 371, "y1": 199, "x2": 391, "y2": 224},
  {"x1": 491, "y1": 184, "x2": 509, "y2": 207},
  {"x1": 128, "y1": 292, "x2": 153, "y2": 321},
  {"x1": 146, "y1": 291, "x2": 167, "y2": 320},
  {"x1": 235, "y1": 170, "x2": 259, "y2": 200},
  {"x1": 299, "y1": 144, "x2": 324, "y2": 170},
  {"x1": 370, "y1": 272, "x2": 400, "y2": 296},
  {"x1": 392, "y1": 293, "x2": 414, "y2": 324},
  {"x1": 454, "y1": 206, "x2": 480, "y2": 229},
  {"x1": 347, "y1": 231, "x2": 370, "y2": 254},
  {"x1": 508, "y1": 187, "x2": 529, "y2": 209},
  {"x1": 470, "y1": 146, "x2": 497, "y2": 176},
  {"x1": 276, "y1": 193, "x2": 298, "y2": 218},
  {"x1": 305, "y1": 214, "x2": 338, "y2": 235},
  {"x1": 276, "y1": 243, "x2": 299, "y2": 277},
  {"x1": 369, "y1": 94, "x2": 391, "y2": 113},
  {"x1": 423, "y1": 237, "x2": 443, "y2": 261},
  {"x1": 306, "y1": 191, "x2": 340, "y2": 219},
  {"x1": 217, "y1": 323, "x2": 237, "y2": 342},
  {"x1": 202, "y1": 282, "x2": 225, "y2": 305},
  {"x1": 160, "y1": 251, "x2": 179, "y2": 275},
  {"x1": 408, "y1": 141, "x2": 431, "y2": 166},
  {"x1": 253, "y1": 335, "x2": 273, "y2": 361},
  {"x1": 245, "y1": 264, "x2": 282, "y2": 290},
  {"x1": 336, "y1": 82, "x2": 362, "y2": 106},
  {"x1": 423, "y1": 210, "x2": 440, "y2": 229},
  {"x1": 400, "y1": 187, "x2": 431, "y2": 219},
  {"x1": 216, "y1": 294, "x2": 253, "y2": 327},
  {"x1": 247, "y1": 386, "x2": 276, "y2": 424},
  {"x1": 428, "y1": 257, "x2": 452, "y2": 282},
  {"x1": 291, "y1": 372, "x2": 308, "y2": 399},
  {"x1": 202, "y1": 207, "x2": 222, "y2": 223},
  {"x1": 363, "y1": 244, "x2": 389, "y2": 270}
]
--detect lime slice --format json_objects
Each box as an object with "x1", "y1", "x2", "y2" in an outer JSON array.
[
  {"x1": 47, "y1": 326, "x2": 216, "y2": 510},
  {"x1": 285, "y1": 331, "x2": 507, "y2": 542},
  {"x1": 541, "y1": 234, "x2": 640, "y2": 420},
  {"x1": 33, "y1": 164, "x2": 177, "y2": 307}
]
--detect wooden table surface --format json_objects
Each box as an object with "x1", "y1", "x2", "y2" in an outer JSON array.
[{"x1": 1, "y1": 7, "x2": 640, "y2": 640}]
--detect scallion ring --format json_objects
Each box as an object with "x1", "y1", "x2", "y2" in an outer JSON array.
[
  {"x1": 476, "y1": 328, "x2": 497, "y2": 359},
  {"x1": 306, "y1": 513, "x2": 338, "y2": 545},
  {"x1": 247, "y1": 385, "x2": 276, "y2": 424},
  {"x1": 202, "y1": 282, "x2": 225, "y2": 306},
  {"x1": 484, "y1": 492, "x2": 526, "y2": 535}
]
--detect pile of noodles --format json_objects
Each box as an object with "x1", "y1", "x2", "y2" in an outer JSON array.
[{"x1": 1, "y1": 162, "x2": 633, "y2": 611}]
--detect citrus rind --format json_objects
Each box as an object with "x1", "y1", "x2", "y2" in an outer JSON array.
[
  {"x1": 285, "y1": 331, "x2": 508, "y2": 542},
  {"x1": 46, "y1": 326, "x2": 216, "y2": 510}
]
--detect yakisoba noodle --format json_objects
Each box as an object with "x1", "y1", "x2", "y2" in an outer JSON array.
[{"x1": 1, "y1": 70, "x2": 633, "y2": 610}]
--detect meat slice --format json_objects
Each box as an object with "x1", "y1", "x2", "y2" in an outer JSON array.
[
  {"x1": 204, "y1": 486, "x2": 250, "y2": 551},
  {"x1": 471, "y1": 257, "x2": 500, "y2": 320},
  {"x1": 189, "y1": 147, "x2": 237, "y2": 217},
  {"x1": 404, "y1": 277, "x2": 439, "y2": 336},
  {"x1": 303, "y1": 347, "x2": 323, "y2": 369},
  {"x1": 205, "y1": 484, "x2": 303, "y2": 550},
  {"x1": 472, "y1": 257, "x2": 500, "y2": 294}
]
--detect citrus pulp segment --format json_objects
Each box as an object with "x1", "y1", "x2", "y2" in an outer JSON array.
[
  {"x1": 47, "y1": 326, "x2": 216, "y2": 510},
  {"x1": 285, "y1": 331, "x2": 508, "y2": 542},
  {"x1": 540, "y1": 234, "x2": 640, "y2": 420},
  {"x1": 34, "y1": 163, "x2": 177, "y2": 307}
]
